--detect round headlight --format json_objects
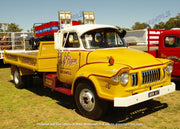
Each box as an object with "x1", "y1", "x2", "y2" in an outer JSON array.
[
  {"x1": 167, "y1": 65, "x2": 173, "y2": 75},
  {"x1": 120, "y1": 72, "x2": 129, "y2": 85}
]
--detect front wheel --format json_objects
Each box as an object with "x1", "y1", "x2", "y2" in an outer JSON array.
[{"x1": 75, "y1": 82, "x2": 108, "y2": 120}]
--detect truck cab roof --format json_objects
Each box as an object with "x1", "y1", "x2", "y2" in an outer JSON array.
[
  {"x1": 61, "y1": 24, "x2": 118, "y2": 36},
  {"x1": 160, "y1": 30, "x2": 180, "y2": 36}
]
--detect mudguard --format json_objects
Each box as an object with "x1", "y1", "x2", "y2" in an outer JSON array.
[{"x1": 72, "y1": 63, "x2": 130, "y2": 100}]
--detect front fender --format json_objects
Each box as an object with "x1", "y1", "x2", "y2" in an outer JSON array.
[{"x1": 71, "y1": 63, "x2": 130, "y2": 100}]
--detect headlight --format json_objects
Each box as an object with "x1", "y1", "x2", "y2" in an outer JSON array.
[
  {"x1": 167, "y1": 65, "x2": 173, "y2": 75},
  {"x1": 120, "y1": 72, "x2": 129, "y2": 85}
]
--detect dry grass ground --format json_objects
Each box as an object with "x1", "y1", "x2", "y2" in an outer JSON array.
[{"x1": 0, "y1": 63, "x2": 179, "y2": 129}]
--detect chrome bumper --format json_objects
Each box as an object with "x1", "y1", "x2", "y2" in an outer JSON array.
[{"x1": 114, "y1": 82, "x2": 176, "y2": 107}]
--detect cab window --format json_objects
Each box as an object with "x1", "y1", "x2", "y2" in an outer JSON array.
[
  {"x1": 164, "y1": 36, "x2": 180, "y2": 47},
  {"x1": 81, "y1": 28, "x2": 127, "y2": 49},
  {"x1": 63, "y1": 32, "x2": 80, "y2": 48}
]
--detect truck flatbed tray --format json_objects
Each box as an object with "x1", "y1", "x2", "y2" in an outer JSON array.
[
  {"x1": 14, "y1": 52, "x2": 38, "y2": 56},
  {"x1": 4, "y1": 41, "x2": 57, "y2": 72}
]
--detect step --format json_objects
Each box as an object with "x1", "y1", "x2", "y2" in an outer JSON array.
[{"x1": 54, "y1": 87, "x2": 71, "y2": 95}]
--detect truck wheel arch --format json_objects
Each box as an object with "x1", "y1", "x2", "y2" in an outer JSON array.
[
  {"x1": 11, "y1": 66, "x2": 33, "y2": 89},
  {"x1": 73, "y1": 77, "x2": 97, "y2": 96},
  {"x1": 10, "y1": 65, "x2": 16, "y2": 79}
]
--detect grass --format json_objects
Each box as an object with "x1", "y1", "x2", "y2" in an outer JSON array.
[{"x1": 0, "y1": 64, "x2": 180, "y2": 129}]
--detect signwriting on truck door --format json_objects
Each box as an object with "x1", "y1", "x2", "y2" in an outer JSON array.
[{"x1": 58, "y1": 32, "x2": 80, "y2": 84}]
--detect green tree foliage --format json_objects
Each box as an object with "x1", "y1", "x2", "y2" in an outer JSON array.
[
  {"x1": 165, "y1": 18, "x2": 176, "y2": 29},
  {"x1": 77, "y1": 20, "x2": 83, "y2": 24},
  {"x1": 132, "y1": 22, "x2": 151, "y2": 30},
  {"x1": 153, "y1": 13, "x2": 180, "y2": 29},
  {"x1": 153, "y1": 22, "x2": 165, "y2": 29},
  {"x1": 7, "y1": 23, "x2": 23, "y2": 32},
  {"x1": 116, "y1": 26, "x2": 131, "y2": 31},
  {"x1": 0, "y1": 24, "x2": 2, "y2": 32}
]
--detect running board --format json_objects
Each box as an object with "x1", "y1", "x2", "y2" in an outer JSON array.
[
  {"x1": 54, "y1": 87, "x2": 71, "y2": 96},
  {"x1": 44, "y1": 73, "x2": 72, "y2": 95}
]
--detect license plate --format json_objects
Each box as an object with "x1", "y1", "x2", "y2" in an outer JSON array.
[{"x1": 148, "y1": 90, "x2": 160, "y2": 97}]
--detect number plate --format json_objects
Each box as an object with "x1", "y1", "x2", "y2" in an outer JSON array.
[{"x1": 148, "y1": 90, "x2": 160, "y2": 97}]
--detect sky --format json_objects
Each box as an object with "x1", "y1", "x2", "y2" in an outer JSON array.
[{"x1": 0, "y1": 0, "x2": 180, "y2": 32}]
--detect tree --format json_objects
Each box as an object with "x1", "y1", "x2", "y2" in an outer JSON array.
[
  {"x1": 77, "y1": 20, "x2": 83, "y2": 24},
  {"x1": 164, "y1": 18, "x2": 176, "y2": 29},
  {"x1": 153, "y1": 22, "x2": 165, "y2": 29},
  {"x1": 164, "y1": 14, "x2": 180, "y2": 29},
  {"x1": 132, "y1": 22, "x2": 151, "y2": 30},
  {"x1": 7, "y1": 23, "x2": 23, "y2": 32},
  {"x1": 153, "y1": 13, "x2": 180, "y2": 29},
  {"x1": 174, "y1": 13, "x2": 180, "y2": 27},
  {"x1": 116, "y1": 26, "x2": 131, "y2": 31},
  {"x1": 0, "y1": 24, "x2": 2, "y2": 32}
]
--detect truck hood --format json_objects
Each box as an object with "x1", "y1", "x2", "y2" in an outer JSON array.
[{"x1": 87, "y1": 48, "x2": 162, "y2": 69}]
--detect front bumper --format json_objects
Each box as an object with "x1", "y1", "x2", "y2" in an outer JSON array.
[{"x1": 114, "y1": 82, "x2": 176, "y2": 107}]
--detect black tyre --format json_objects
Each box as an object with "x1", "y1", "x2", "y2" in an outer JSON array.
[
  {"x1": 75, "y1": 82, "x2": 108, "y2": 120},
  {"x1": 13, "y1": 67, "x2": 33, "y2": 89},
  {"x1": 13, "y1": 67, "x2": 24, "y2": 89}
]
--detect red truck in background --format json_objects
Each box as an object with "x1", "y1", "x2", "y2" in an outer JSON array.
[
  {"x1": 157, "y1": 30, "x2": 180, "y2": 76},
  {"x1": 30, "y1": 20, "x2": 81, "y2": 49},
  {"x1": 34, "y1": 21, "x2": 81, "y2": 38},
  {"x1": 30, "y1": 21, "x2": 59, "y2": 49},
  {"x1": 34, "y1": 21, "x2": 59, "y2": 38},
  {"x1": 125, "y1": 29, "x2": 180, "y2": 76}
]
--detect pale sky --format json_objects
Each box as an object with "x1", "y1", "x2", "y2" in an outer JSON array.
[{"x1": 0, "y1": 0, "x2": 179, "y2": 31}]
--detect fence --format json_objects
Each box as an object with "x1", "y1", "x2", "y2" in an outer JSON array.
[{"x1": 0, "y1": 32, "x2": 33, "y2": 59}]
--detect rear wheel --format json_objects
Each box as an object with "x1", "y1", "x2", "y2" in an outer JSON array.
[
  {"x1": 13, "y1": 67, "x2": 24, "y2": 89},
  {"x1": 75, "y1": 82, "x2": 108, "y2": 120},
  {"x1": 13, "y1": 67, "x2": 33, "y2": 89}
]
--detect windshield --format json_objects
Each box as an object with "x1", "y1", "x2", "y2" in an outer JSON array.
[{"x1": 81, "y1": 28, "x2": 127, "y2": 49}]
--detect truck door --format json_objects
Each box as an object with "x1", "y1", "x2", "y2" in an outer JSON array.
[
  {"x1": 159, "y1": 35, "x2": 180, "y2": 76},
  {"x1": 57, "y1": 32, "x2": 80, "y2": 84}
]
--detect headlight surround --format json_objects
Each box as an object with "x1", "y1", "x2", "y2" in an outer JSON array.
[
  {"x1": 120, "y1": 72, "x2": 129, "y2": 85},
  {"x1": 112, "y1": 76, "x2": 120, "y2": 83},
  {"x1": 166, "y1": 65, "x2": 173, "y2": 75}
]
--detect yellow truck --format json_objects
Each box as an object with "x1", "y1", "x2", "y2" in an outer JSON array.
[{"x1": 4, "y1": 24, "x2": 176, "y2": 120}]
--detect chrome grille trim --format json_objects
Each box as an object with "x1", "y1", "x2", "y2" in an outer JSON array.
[
  {"x1": 142, "y1": 69, "x2": 160, "y2": 84},
  {"x1": 131, "y1": 73, "x2": 138, "y2": 86}
]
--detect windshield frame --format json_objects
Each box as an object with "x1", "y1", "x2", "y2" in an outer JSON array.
[{"x1": 80, "y1": 28, "x2": 127, "y2": 50}]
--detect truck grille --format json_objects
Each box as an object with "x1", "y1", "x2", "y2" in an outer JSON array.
[
  {"x1": 131, "y1": 73, "x2": 138, "y2": 86},
  {"x1": 142, "y1": 69, "x2": 160, "y2": 84}
]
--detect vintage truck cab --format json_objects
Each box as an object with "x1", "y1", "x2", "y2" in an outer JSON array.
[
  {"x1": 158, "y1": 30, "x2": 180, "y2": 76},
  {"x1": 54, "y1": 24, "x2": 175, "y2": 119}
]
